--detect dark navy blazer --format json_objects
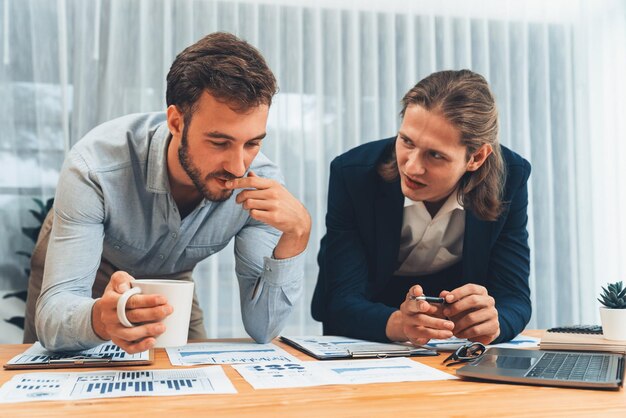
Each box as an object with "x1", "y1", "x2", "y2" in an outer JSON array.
[{"x1": 312, "y1": 137, "x2": 532, "y2": 343}]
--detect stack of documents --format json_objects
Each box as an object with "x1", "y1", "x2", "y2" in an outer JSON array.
[{"x1": 540, "y1": 331, "x2": 626, "y2": 353}]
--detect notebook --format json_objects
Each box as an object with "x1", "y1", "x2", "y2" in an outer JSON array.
[
  {"x1": 456, "y1": 347, "x2": 625, "y2": 390},
  {"x1": 540, "y1": 325, "x2": 626, "y2": 354},
  {"x1": 280, "y1": 335, "x2": 437, "y2": 359},
  {"x1": 3, "y1": 342, "x2": 153, "y2": 370}
]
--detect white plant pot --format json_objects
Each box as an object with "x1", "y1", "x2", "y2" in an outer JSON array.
[{"x1": 599, "y1": 307, "x2": 626, "y2": 341}]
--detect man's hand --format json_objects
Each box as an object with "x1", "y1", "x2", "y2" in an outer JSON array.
[
  {"x1": 386, "y1": 285, "x2": 455, "y2": 346},
  {"x1": 441, "y1": 284, "x2": 500, "y2": 345},
  {"x1": 226, "y1": 170, "x2": 311, "y2": 259},
  {"x1": 91, "y1": 271, "x2": 173, "y2": 353}
]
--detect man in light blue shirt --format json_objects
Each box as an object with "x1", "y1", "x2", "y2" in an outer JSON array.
[{"x1": 23, "y1": 32, "x2": 311, "y2": 353}]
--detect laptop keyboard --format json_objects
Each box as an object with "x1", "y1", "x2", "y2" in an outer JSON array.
[{"x1": 526, "y1": 352, "x2": 611, "y2": 382}]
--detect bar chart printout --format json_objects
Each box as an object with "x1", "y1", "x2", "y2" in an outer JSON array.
[{"x1": 0, "y1": 367, "x2": 236, "y2": 403}]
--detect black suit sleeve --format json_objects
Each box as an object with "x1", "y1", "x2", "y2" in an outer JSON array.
[
  {"x1": 488, "y1": 160, "x2": 532, "y2": 343},
  {"x1": 316, "y1": 158, "x2": 396, "y2": 342}
]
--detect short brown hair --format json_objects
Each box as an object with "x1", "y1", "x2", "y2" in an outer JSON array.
[
  {"x1": 166, "y1": 32, "x2": 277, "y2": 120},
  {"x1": 379, "y1": 69, "x2": 505, "y2": 221}
]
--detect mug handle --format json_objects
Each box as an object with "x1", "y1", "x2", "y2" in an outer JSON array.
[{"x1": 116, "y1": 287, "x2": 142, "y2": 327}]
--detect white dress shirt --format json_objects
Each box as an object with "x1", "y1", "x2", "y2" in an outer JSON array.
[{"x1": 394, "y1": 189, "x2": 465, "y2": 276}]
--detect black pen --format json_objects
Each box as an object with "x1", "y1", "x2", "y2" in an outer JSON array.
[{"x1": 408, "y1": 295, "x2": 446, "y2": 304}]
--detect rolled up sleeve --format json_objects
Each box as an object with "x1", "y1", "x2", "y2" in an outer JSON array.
[
  {"x1": 35, "y1": 150, "x2": 108, "y2": 351},
  {"x1": 234, "y1": 219, "x2": 304, "y2": 343}
]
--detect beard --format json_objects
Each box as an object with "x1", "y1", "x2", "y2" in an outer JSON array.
[{"x1": 178, "y1": 127, "x2": 238, "y2": 202}]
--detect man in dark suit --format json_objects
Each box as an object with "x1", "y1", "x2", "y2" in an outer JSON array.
[{"x1": 312, "y1": 70, "x2": 531, "y2": 346}]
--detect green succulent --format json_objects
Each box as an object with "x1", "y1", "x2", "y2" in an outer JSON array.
[{"x1": 598, "y1": 281, "x2": 626, "y2": 309}]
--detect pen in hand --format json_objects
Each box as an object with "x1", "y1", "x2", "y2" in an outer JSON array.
[{"x1": 408, "y1": 295, "x2": 446, "y2": 304}]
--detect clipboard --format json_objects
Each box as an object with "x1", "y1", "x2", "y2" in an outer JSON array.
[
  {"x1": 280, "y1": 335, "x2": 437, "y2": 360},
  {"x1": 3, "y1": 342, "x2": 154, "y2": 370}
]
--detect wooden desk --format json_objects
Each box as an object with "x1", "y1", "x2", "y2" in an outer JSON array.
[{"x1": 1, "y1": 331, "x2": 624, "y2": 417}]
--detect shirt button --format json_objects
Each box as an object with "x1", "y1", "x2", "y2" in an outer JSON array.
[
  {"x1": 158, "y1": 254, "x2": 164, "y2": 259},
  {"x1": 114, "y1": 245, "x2": 121, "y2": 250},
  {"x1": 171, "y1": 232, "x2": 177, "y2": 238},
  {"x1": 265, "y1": 266, "x2": 272, "y2": 272}
]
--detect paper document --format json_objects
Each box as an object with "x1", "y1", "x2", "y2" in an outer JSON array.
[
  {"x1": 166, "y1": 342, "x2": 299, "y2": 366},
  {"x1": 0, "y1": 367, "x2": 236, "y2": 403},
  {"x1": 234, "y1": 358, "x2": 456, "y2": 389},
  {"x1": 4, "y1": 342, "x2": 151, "y2": 369},
  {"x1": 234, "y1": 362, "x2": 342, "y2": 388},
  {"x1": 424, "y1": 334, "x2": 540, "y2": 351},
  {"x1": 315, "y1": 357, "x2": 457, "y2": 385}
]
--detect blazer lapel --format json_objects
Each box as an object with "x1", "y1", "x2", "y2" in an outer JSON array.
[{"x1": 373, "y1": 178, "x2": 404, "y2": 291}]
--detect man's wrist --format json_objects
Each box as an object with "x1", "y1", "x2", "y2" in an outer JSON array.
[
  {"x1": 273, "y1": 230, "x2": 310, "y2": 260},
  {"x1": 385, "y1": 310, "x2": 407, "y2": 342},
  {"x1": 91, "y1": 298, "x2": 110, "y2": 341}
]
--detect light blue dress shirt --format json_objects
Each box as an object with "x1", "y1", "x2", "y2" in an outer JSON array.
[{"x1": 35, "y1": 112, "x2": 304, "y2": 351}]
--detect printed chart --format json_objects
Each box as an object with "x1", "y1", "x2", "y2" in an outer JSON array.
[
  {"x1": 166, "y1": 342, "x2": 299, "y2": 366},
  {"x1": 0, "y1": 367, "x2": 236, "y2": 403},
  {"x1": 234, "y1": 357, "x2": 456, "y2": 389}
]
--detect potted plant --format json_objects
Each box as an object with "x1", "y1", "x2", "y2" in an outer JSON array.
[
  {"x1": 597, "y1": 281, "x2": 626, "y2": 341},
  {"x1": 2, "y1": 198, "x2": 54, "y2": 333}
]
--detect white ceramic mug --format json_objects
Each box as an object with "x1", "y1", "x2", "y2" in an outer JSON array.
[{"x1": 116, "y1": 279, "x2": 194, "y2": 347}]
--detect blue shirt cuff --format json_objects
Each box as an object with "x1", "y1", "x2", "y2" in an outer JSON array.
[{"x1": 261, "y1": 249, "x2": 306, "y2": 286}]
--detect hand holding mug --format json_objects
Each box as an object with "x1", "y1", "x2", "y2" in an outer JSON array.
[
  {"x1": 116, "y1": 279, "x2": 194, "y2": 349},
  {"x1": 92, "y1": 271, "x2": 172, "y2": 354}
]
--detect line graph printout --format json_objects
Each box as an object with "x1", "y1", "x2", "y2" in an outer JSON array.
[
  {"x1": 315, "y1": 357, "x2": 457, "y2": 385},
  {"x1": 7, "y1": 342, "x2": 149, "y2": 366},
  {"x1": 166, "y1": 342, "x2": 299, "y2": 366},
  {"x1": 0, "y1": 367, "x2": 236, "y2": 403},
  {"x1": 234, "y1": 358, "x2": 456, "y2": 389}
]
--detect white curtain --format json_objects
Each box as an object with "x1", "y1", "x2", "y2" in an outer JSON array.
[{"x1": 1, "y1": 0, "x2": 625, "y2": 342}]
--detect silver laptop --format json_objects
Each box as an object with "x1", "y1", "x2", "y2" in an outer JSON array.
[{"x1": 456, "y1": 347, "x2": 624, "y2": 390}]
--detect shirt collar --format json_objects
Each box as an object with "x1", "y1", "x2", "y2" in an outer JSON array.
[
  {"x1": 146, "y1": 122, "x2": 172, "y2": 194},
  {"x1": 404, "y1": 187, "x2": 464, "y2": 219}
]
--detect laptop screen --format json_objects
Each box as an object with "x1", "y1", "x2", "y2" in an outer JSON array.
[{"x1": 477, "y1": 354, "x2": 539, "y2": 370}]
